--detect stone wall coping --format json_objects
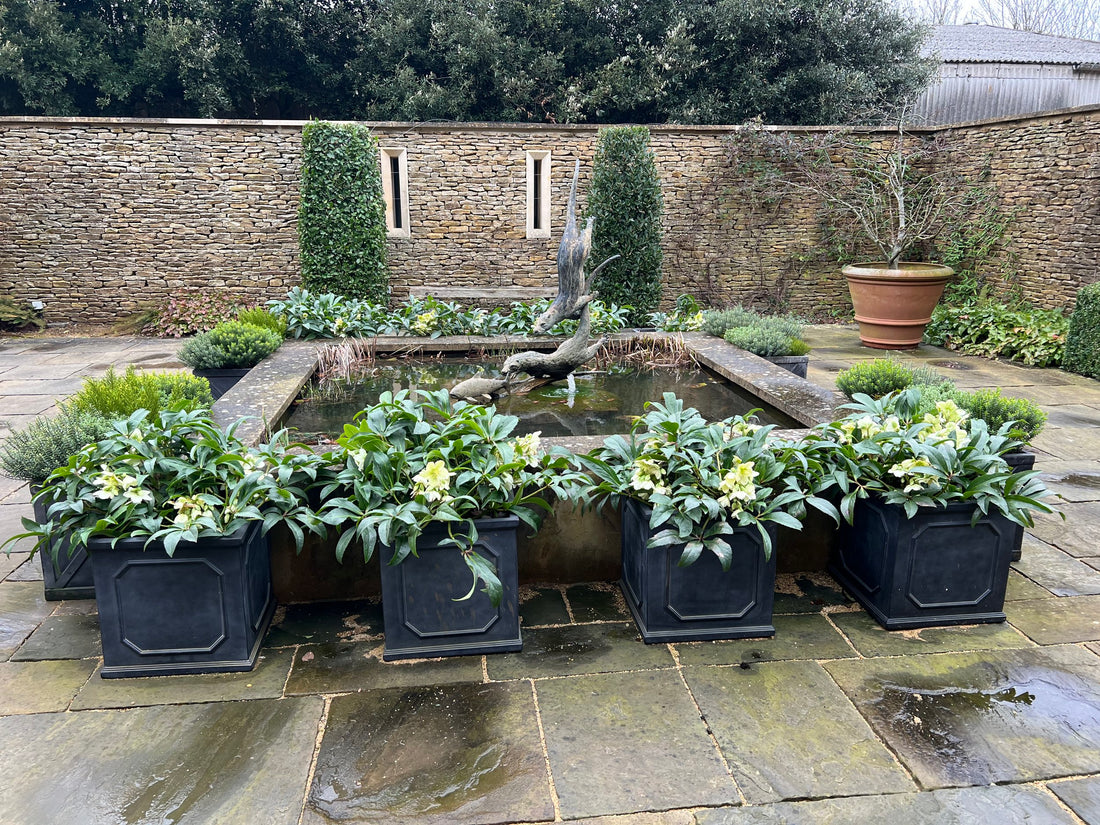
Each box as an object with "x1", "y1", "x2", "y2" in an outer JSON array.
[{"x1": 2, "y1": 103, "x2": 1098, "y2": 134}]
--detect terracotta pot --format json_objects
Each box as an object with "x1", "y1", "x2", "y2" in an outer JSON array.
[{"x1": 842, "y1": 262, "x2": 953, "y2": 349}]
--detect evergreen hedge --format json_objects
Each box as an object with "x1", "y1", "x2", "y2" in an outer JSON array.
[
  {"x1": 298, "y1": 122, "x2": 389, "y2": 302},
  {"x1": 585, "y1": 126, "x2": 664, "y2": 325},
  {"x1": 1063, "y1": 283, "x2": 1100, "y2": 378}
]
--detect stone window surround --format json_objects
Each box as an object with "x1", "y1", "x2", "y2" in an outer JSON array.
[
  {"x1": 525, "y1": 149, "x2": 551, "y2": 239},
  {"x1": 380, "y1": 146, "x2": 410, "y2": 237}
]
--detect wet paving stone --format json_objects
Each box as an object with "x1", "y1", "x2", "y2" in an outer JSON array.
[
  {"x1": 304, "y1": 682, "x2": 552, "y2": 825},
  {"x1": 565, "y1": 582, "x2": 629, "y2": 622},
  {"x1": 1013, "y1": 535, "x2": 1100, "y2": 596},
  {"x1": 825, "y1": 645, "x2": 1100, "y2": 788},
  {"x1": 4, "y1": 555, "x2": 42, "y2": 581},
  {"x1": 0, "y1": 552, "x2": 28, "y2": 581},
  {"x1": 831, "y1": 611, "x2": 1034, "y2": 658},
  {"x1": 11, "y1": 612, "x2": 101, "y2": 660},
  {"x1": 1030, "y1": 426, "x2": 1100, "y2": 461},
  {"x1": 569, "y1": 814, "x2": 695, "y2": 825},
  {"x1": 771, "y1": 573, "x2": 852, "y2": 614},
  {"x1": 0, "y1": 504, "x2": 36, "y2": 553},
  {"x1": 686, "y1": 660, "x2": 914, "y2": 804},
  {"x1": 0, "y1": 581, "x2": 52, "y2": 659},
  {"x1": 284, "y1": 641, "x2": 483, "y2": 695},
  {"x1": 518, "y1": 585, "x2": 570, "y2": 626},
  {"x1": 1036, "y1": 460, "x2": 1100, "y2": 504},
  {"x1": 1009, "y1": 595, "x2": 1100, "y2": 644},
  {"x1": 265, "y1": 599, "x2": 383, "y2": 647},
  {"x1": 1005, "y1": 569, "x2": 1053, "y2": 601},
  {"x1": 0, "y1": 696, "x2": 323, "y2": 824},
  {"x1": 1049, "y1": 776, "x2": 1100, "y2": 824},
  {"x1": 0, "y1": 659, "x2": 96, "y2": 714},
  {"x1": 71, "y1": 648, "x2": 295, "y2": 710},
  {"x1": 537, "y1": 669, "x2": 736, "y2": 818},
  {"x1": 1028, "y1": 503, "x2": 1100, "y2": 558},
  {"x1": 487, "y1": 622, "x2": 672, "y2": 680},
  {"x1": 695, "y1": 785, "x2": 1077, "y2": 824},
  {"x1": 675, "y1": 613, "x2": 855, "y2": 666}
]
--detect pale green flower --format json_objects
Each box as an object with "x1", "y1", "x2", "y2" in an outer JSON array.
[
  {"x1": 411, "y1": 311, "x2": 438, "y2": 336},
  {"x1": 724, "y1": 420, "x2": 762, "y2": 441},
  {"x1": 413, "y1": 460, "x2": 453, "y2": 503},
  {"x1": 92, "y1": 466, "x2": 122, "y2": 500},
  {"x1": 514, "y1": 431, "x2": 542, "y2": 467},
  {"x1": 171, "y1": 495, "x2": 214, "y2": 528},
  {"x1": 888, "y1": 457, "x2": 939, "y2": 493},
  {"x1": 630, "y1": 457, "x2": 668, "y2": 498},
  {"x1": 718, "y1": 458, "x2": 759, "y2": 509}
]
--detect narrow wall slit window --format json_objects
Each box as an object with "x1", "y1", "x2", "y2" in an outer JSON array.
[
  {"x1": 381, "y1": 147, "x2": 410, "y2": 237},
  {"x1": 525, "y1": 150, "x2": 551, "y2": 239}
]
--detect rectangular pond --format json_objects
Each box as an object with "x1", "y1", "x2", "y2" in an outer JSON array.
[{"x1": 282, "y1": 357, "x2": 801, "y2": 439}]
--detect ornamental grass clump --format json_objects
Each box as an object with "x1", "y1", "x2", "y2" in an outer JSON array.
[
  {"x1": 808, "y1": 388, "x2": 1055, "y2": 526},
  {"x1": 318, "y1": 390, "x2": 586, "y2": 605},
  {"x1": 2, "y1": 409, "x2": 330, "y2": 560},
  {"x1": 577, "y1": 393, "x2": 836, "y2": 564}
]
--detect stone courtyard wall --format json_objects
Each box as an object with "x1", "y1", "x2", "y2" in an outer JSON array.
[{"x1": 0, "y1": 109, "x2": 1097, "y2": 324}]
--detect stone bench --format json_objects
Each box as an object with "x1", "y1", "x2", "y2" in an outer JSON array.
[{"x1": 406, "y1": 286, "x2": 554, "y2": 308}]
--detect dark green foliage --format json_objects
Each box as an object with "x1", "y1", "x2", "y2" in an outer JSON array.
[
  {"x1": 835, "y1": 359, "x2": 949, "y2": 400},
  {"x1": 0, "y1": 409, "x2": 109, "y2": 483},
  {"x1": 0, "y1": 297, "x2": 45, "y2": 331},
  {"x1": 956, "y1": 389, "x2": 1046, "y2": 443},
  {"x1": 586, "y1": 127, "x2": 663, "y2": 325},
  {"x1": 66, "y1": 366, "x2": 213, "y2": 418},
  {"x1": 235, "y1": 308, "x2": 287, "y2": 337},
  {"x1": 1063, "y1": 283, "x2": 1100, "y2": 378},
  {"x1": 925, "y1": 303, "x2": 1067, "y2": 368},
  {"x1": 0, "y1": 0, "x2": 931, "y2": 125},
  {"x1": 702, "y1": 306, "x2": 804, "y2": 341},
  {"x1": 178, "y1": 322, "x2": 283, "y2": 370},
  {"x1": 298, "y1": 122, "x2": 388, "y2": 303}
]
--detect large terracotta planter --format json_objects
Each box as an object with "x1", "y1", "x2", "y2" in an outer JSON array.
[{"x1": 843, "y1": 262, "x2": 953, "y2": 349}]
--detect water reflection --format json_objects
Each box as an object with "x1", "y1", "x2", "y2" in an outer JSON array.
[{"x1": 283, "y1": 359, "x2": 798, "y2": 438}]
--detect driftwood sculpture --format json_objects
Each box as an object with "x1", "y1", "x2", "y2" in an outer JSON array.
[
  {"x1": 532, "y1": 160, "x2": 619, "y2": 334},
  {"x1": 450, "y1": 160, "x2": 614, "y2": 401}
]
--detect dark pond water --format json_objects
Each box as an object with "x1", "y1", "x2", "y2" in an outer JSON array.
[{"x1": 283, "y1": 359, "x2": 798, "y2": 439}]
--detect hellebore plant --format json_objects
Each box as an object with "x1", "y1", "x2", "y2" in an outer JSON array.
[
  {"x1": 318, "y1": 389, "x2": 584, "y2": 605},
  {"x1": 809, "y1": 389, "x2": 1057, "y2": 525},
  {"x1": 578, "y1": 392, "x2": 836, "y2": 565},
  {"x1": 2, "y1": 408, "x2": 329, "y2": 561}
]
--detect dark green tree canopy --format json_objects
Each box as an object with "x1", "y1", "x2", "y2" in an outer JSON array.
[{"x1": 1, "y1": 0, "x2": 934, "y2": 125}]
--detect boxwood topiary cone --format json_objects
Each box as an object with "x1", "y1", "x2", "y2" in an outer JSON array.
[{"x1": 1063, "y1": 283, "x2": 1100, "y2": 379}]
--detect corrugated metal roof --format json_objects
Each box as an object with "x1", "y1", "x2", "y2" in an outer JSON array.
[{"x1": 925, "y1": 24, "x2": 1100, "y2": 65}]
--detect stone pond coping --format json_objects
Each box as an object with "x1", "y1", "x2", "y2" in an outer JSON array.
[{"x1": 211, "y1": 332, "x2": 846, "y2": 448}]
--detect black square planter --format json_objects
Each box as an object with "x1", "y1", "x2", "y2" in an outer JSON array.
[
  {"x1": 88, "y1": 521, "x2": 275, "y2": 678},
  {"x1": 32, "y1": 488, "x2": 94, "y2": 601},
  {"x1": 378, "y1": 516, "x2": 522, "y2": 661},
  {"x1": 830, "y1": 496, "x2": 1015, "y2": 630},
  {"x1": 620, "y1": 499, "x2": 777, "y2": 643},
  {"x1": 1003, "y1": 450, "x2": 1036, "y2": 563},
  {"x1": 193, "y1": 367, "x2": 251, "y2": 401}
]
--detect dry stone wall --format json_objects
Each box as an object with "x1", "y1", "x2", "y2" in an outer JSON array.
[{"x1": 0, "y1": 110, "x2": 1097, "y2": 324}]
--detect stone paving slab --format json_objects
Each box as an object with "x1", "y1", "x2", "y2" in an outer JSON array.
[
  {"x1": 1049, "y1": 776, "x2": 1100, "y2": 825},
  {"x1": 518, "y1": 586, "x2": 571, "y2": 626},
  {"x1": 284, "y1": 641, "x2": 484, "y2": 695},
  {"x1": 0, "y1": 377, "x2": 85, "y2": 397},
  {"x1": 0, "y1": 503, "x2": 36, "y2": 555},
  {"x1": 1028, "y1": 503, "x2": 1100, "y2": 558},
  {"x1": 675, "y1": 613, "x2": 855, "y2": 666},
  {"x1": 265, "y1": 599, "x2": 383, "y2": 647},
  {"x1": 1005, "y1": 569, "x2": 1053, "y2": 601},
  {"x1": 303, "y1": 682, "x2": 553, "y2": 825},
  {"x1": 1034, "y1": 460, "x2": 1100, "y2": 504},
  {"x1": 694, "y1": 785, "x2": 1076, "y2": 824},
  {"x1": 572, "y1": 814, "x2": 695, "y2": 825},
  {"x1": 0, "y1": 659, "x2": 97, "y2": 714},
  {"x1": 565, "y1": 582, "x2": 629, "y2": 622},
  {"x1": 0, "y1": 395, "x2": 54, "y2": 416},
  {"x1": 686, "y1": 660, "x2": 915, "y2": 804},
  {"x1": 71, "y1": 648, "x2": 294, "y2": 710},
  {"x1": 1009, "y1": 595, "x2": 1100, "y2": 644},
  {"x1": 1003, "y1": 384, "x2": 1100, "y2": 406},
  {"x1": 0, "y1": 696, "x2": 324, "y2": 825},
  {"x1": 0, "y1": 551, "x2": 28, "y2": 581},
  {"x1": 11, "y1": 612, "x2": 101, "y2": 660},
  {"x1": 487, "y1": 622, "x2": 672, "y2": 680},
  {"x1": 1014, "y1": 535, "x2": 1100, "y2": 596},
  {"x1": 5, "y1": 553, "x2": 42, "y2": 581},
  {"x1": 537, "y1": 669, "x2": 736, "y2": 818},
  {"x1": 1030, "y1": 424, "x2": 1100, "y2": 462},
  {"x1": 825, "y1": 645, "x2": 1100, "y2": 788},
  {"x1": 831, "y1": 611, "x2": 1034, "y2": 657},
  {"x1": 0, "y1": 581, "x2": 52, "y2": 659},
  {"x1": 0, "y1": 482, "x2": 31, "y2": 504}
]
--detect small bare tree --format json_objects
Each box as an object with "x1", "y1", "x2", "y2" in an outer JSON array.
[
  {"x1": 727, "y1": 121, "x2": 980, "y2": 270},
  {"x1": 974, "y1": 0, "x2": 1100, "y2": 39}
]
